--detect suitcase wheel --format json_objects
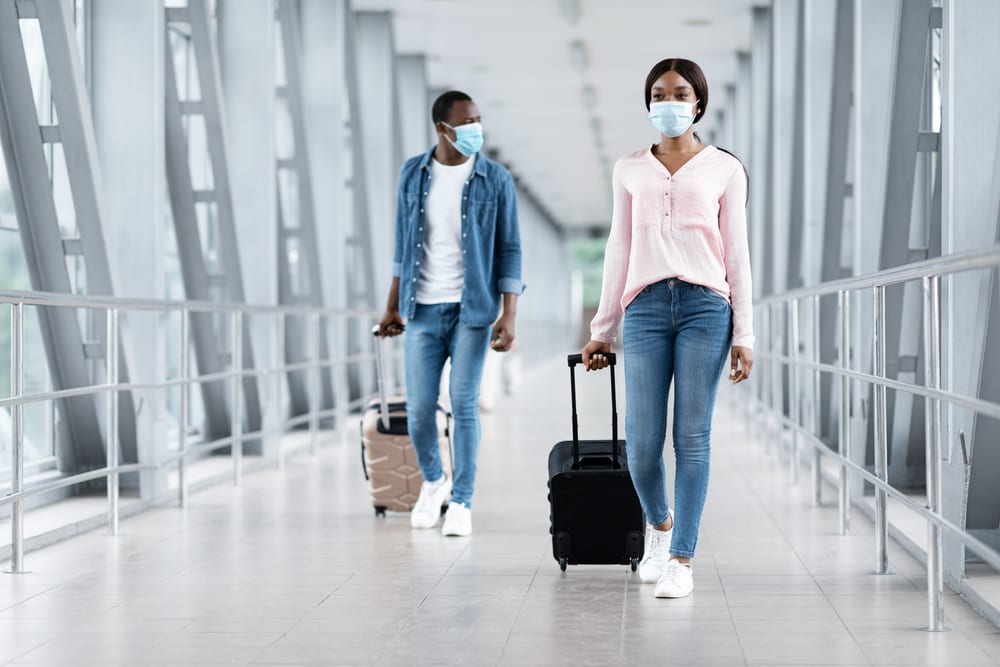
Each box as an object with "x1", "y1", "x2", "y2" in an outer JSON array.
[
  {"x1": 374, "y1": 506, "x2": 387, "y2": 518},
  {"x1": 559, "y1": 557, "x2": 568, "y2": 572},
  {"x1": 630, "y1": 557, "x2": 638, "y2": 572}
]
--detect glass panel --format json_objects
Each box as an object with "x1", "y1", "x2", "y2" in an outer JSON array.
[
  {"x1": 168, "y1": 27, "x2": 200, "y2": 103},
  {"x1": 74, "y1": 0, "x2": 88, "y2": 76},
  {"x1": 286, "y1": 236, "x2": 308, "y2": 296},
  {"x1": 278, "y1": 168, "x2": 299, "y2": 229},
  {"x1": 195, "y1": 201, "x2": 219, "y2": 272},
  {"x1": 18, "y1": 19, "x2": 56, "y2": 126},
  {"x1": 48, "y1": 143, "x2": 77, "y2": 237},
  {"x1": 0, "y1": 155, "x2": 15, "y2": 231},
  {"x1": 64, "y1": 255, "x2": 87, "y2": 296},
  {"x1": 274, "y1": 20, "x2": 287, "y2": 87},
  {"x1": 186, "y1": 114, "x2": 214, "y2": 191},
  {"x1": 0, "y1": 228, "x2": 29, "y2": 293},
  {"x1": 275, "y1": 97, "x2": 294, "y2": 161}
]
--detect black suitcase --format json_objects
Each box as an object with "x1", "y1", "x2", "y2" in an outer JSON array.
[{"x1": 547, "y1": 353, "x2": 645, "y2": 572}]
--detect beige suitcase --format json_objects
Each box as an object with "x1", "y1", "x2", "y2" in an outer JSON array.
[
  {"x1": 361, "y1": 326, "x2": 452, "y2": 516},
  {"x1": 360, "y1": 397, "x2": 452, "y2": 515}
]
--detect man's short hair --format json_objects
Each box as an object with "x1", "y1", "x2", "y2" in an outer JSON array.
[{"x1": 432, "y1": 90, "x2": 472, "y2": 124}]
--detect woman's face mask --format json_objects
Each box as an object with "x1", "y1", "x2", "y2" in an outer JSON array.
[
  {"x1": 648, "y1": 101, "x2": 698, "y2": 138},
  {"x1": 444, "y1": 122, "x2": 484, "y2": 156}
]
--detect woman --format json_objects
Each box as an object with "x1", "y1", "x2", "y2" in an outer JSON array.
[{"x1": 581, "y1": 58, "x2": 753, "y2": 599}]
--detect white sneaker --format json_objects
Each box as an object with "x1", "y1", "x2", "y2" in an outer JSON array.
[
  {"x1": 655, "y1": 559, "x2": 694, "y2": 598},
  {"x1": 441, "y1": 502, "x2": 472, "y2": 537},
  {"x1": 410, "y1": 475, "x2": 451, "y2": 529},
  {"x1": 638, "y1": 512, "x2": 673, "y2": 584}
]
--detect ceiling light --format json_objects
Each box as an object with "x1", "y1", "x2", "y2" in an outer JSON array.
[
  {"x1": 560, "y1": 0, "x2": 580, "y2": 25},
  {"x1": 569, "y1": 40, "x2": 588, "y2": 73}
]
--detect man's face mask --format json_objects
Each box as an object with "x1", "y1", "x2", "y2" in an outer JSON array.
[{"x1": 444, "y1": 122, "x2": 484, "y2": 156}]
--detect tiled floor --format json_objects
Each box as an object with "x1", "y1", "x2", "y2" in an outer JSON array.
[{"x1": 1, "y1": 358, "x2": 999, "y2": 665}]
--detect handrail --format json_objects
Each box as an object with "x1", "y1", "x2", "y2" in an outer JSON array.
[
  {"x1": 2, "y1": 288, "x2": 398, "y2": 576},
  {"x1": 756, "y1": 244, "x2": 1000, "y2": 302},
  {"x1": 0, "y1": 287, "x2": 378, "y2": 316},
  {"x1": 748, "y1": 245, "x2": 1000, "y2": 633}
]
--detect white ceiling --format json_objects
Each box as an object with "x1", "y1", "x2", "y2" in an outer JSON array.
[{"x1": 352, "y1": 0, "x2": 757, "y2": 229}]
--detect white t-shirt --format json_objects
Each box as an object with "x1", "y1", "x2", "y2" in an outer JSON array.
[{"x1": 416, "y1": 156, "x2": 474, "y2": 304}]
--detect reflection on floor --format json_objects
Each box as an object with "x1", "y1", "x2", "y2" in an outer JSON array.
[{"x1": 1, "y1": 358, "x2": 999, "y2": 665}]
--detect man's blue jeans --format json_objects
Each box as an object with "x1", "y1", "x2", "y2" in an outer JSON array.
[
  {"x1": 404, "y1": 303, "x2": 491, "y2": 508},
  {"x1": 622, "y1": 279, "x2": 732, "y2": 558}
]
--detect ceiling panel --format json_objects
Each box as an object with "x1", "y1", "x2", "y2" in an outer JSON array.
[{"x1": 351, "y1": 0, "x2": 757, "y2": 228}]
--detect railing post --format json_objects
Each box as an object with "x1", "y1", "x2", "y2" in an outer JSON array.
[
  {"x1": 6, "y1": 303, "x2": 26, "y2": 573},
  {"x1": 335, "y1": 314, "x2": 350, "y2": 447},
  {"x1": 789, "y1": 298, "x2": 801, "y2": 483},
  {"x1": 812, "y1": 294, "x2": 822, "y2": 506},
  {"x1": 231, "y1": 310, "x2": 243, "y2": 486},
  {"x1": 275, "y1": 311, "x2": 285, "y2": 468},
  {"x1": 923, "y1": 274, "x2": 945, "y2": 631},
  {"x1": 106, "y1": 308, "x2": 120, "y2": 536},
  {"x1": 839, "y1": 290, "x2": 851, "y2": 534},
  {"x1": 309, "y1": 312, "x2": 320, "y2": 456},
  {"x1": 763, "y1": 303, "x2": 774, "y2": 454},
  {"x1": 873, "y1": 285, "x2": 890, "y2": 574},
  {"x1": 178, "y1": 309, "x2": 189, "y2": 507}
]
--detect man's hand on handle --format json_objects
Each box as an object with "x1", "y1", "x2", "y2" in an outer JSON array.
[
  {"x1": 581, "y1": 340, "x2": 612, "y2": 372},
  {"x1": 378, "y1": 310, "x2": 404, "y2": 338}
]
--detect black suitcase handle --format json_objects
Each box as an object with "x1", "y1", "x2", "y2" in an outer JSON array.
[{"x1": 566, "y1": 353, "x2": 620, "y2": 469}]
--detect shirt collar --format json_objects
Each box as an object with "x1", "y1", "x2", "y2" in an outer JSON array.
[{"x1": 419, "y1": 146, "x2": 486, "y2": 177}]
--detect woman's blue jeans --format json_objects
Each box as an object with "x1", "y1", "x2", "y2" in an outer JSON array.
[
  {"x1": 622, "y1": 279, "x2": 732, "y2": 558},
  {"x1": 404, "y1": 303, "x2": 491, "y2": 508}
]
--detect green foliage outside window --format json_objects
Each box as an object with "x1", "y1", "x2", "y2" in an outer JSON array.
[{"x1": 568, "y1": 236, "x2": 607, "y2": 308}]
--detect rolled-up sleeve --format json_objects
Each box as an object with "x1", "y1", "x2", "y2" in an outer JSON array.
[
  {"x1": 590, "y1": 160, "x2": 631, "y2": 343},
  {"x1": 496, "y1": 172, "x2": 526, "y2": 295},
  {"x1": 719, "y1": 165, "x2": 754, "y2": 349},
  {"x1": 392, "y1": 165, "x2": 405, "y2": 278}
]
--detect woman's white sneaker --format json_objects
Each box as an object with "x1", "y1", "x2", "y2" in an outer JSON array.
[
  {"x1": 410, "y1": 475, "x2": 451, "y2": 529},
  {"x1": 441, "y1": 502, "x2": 472, "y2": 537},
  {"x1": 654, "y1": 559, "x2": 694, "y2": 598},
  {"x1": 638, "y1": 512, "x2": 673, "y2": 584}
]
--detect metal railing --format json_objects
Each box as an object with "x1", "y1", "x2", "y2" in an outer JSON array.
[
  {"x1": 1, "y1": 289, "x2": 390, "y2": 574},
  {"x1": 746, "y1": 244, "x2": 1000, "y2": 632}
]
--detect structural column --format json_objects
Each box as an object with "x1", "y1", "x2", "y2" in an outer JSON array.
[{"x1": 90, "y1": 0, "x2": 165, "y2": 495}]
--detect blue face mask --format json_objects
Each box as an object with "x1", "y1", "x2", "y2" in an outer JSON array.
[
  {"x1": 648, "y1": 101, "x2": 698, "y2": 138},
  {"x1": 444, "y1": 122, "x2": 484, "y2": 156}
]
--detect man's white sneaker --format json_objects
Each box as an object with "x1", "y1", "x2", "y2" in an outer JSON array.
[
  {"x1": 410, "y1": 475, "x2": 451, "y2": 529},
  {"x1": 654, "y1": 559, "x2": 694, "y2": 598},
  {"x1": 638, "y1": 512, "x2": 673, "y2": 584},
  {"x1": 441, "y1": 502, "x2": 472, "y2": 537}
]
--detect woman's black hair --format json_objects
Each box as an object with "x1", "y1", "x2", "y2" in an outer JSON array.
[
  {"x1": 431, "y1": 90, "x2": 472, "y2": 124},
  {"x1": 643, "y1": 58, "x2": 708, "y2": 123},
  {"x1": 715, "y1": 146, "x2": 751, "y2": 207},
  {"x1": 644, "y1": 58, "x2": 749, "y2": 205}
]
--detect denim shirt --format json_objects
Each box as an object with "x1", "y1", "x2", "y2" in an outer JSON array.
[{"x1": 392, "y1": 148, "x2": 526, "y2": 327}]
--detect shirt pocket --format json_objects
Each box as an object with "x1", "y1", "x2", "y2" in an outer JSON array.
[
  {"x1": 671, "y1": 180, "x2": 721, "y2": 232},
  {"x1": 469, "y1": 198, "x2": 497, "y2": 229}
]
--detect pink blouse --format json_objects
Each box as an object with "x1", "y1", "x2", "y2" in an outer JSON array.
[{"x1": 590, "y1": 145, "x2": 754, "y2": 349}]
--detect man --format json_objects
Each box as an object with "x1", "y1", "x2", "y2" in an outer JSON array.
[{"x1": 379, "y1": 91, "x2": 524, "y2": 537}]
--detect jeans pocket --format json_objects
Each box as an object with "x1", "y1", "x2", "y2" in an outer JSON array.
[{"x1": 698, "y1": 285, "x2": 730, "y2": 307}]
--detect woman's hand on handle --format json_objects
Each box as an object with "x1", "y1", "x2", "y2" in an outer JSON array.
[
  {"x1": 730, "y1": 345, "x2": 753, "y2": 383},
  {"x1": 582, "y1": 340, "x2": 612, "y2": 372}
]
